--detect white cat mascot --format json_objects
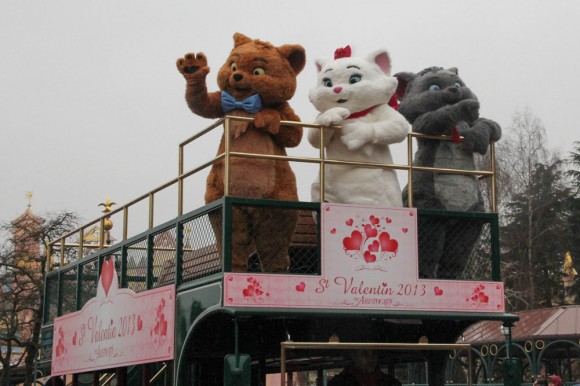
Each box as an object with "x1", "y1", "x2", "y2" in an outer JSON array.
[{"x1": 308, "y1": 45, "x2": 409, "y2": 206}]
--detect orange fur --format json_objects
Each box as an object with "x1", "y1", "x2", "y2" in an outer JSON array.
[{"x1": 177, "y1": 33, "x2": 305, "y2": 272}]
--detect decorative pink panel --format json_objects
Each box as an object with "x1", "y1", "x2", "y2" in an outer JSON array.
[
  {"x1": 224, "y1": 203, "x2": 504, "y2": 312},
  {"x1": 52, "y1": 259, "x2": 175, "y2": 376}
]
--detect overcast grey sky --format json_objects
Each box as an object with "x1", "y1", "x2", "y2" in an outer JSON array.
[{"x1": 1, "y1": 0, "x2": 579, "y2": 233}]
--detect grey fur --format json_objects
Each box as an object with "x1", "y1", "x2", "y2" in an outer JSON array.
[{"x1": 395, "y1": 67, "x2": 501, "y2": 278}]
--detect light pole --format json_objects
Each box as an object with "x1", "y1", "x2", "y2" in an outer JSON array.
[{"x1": 501, "y1": 323, "x2": 520, "y2": 386}]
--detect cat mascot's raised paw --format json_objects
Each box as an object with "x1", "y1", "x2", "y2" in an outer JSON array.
[{"x1": 307, "y1": 45, "x2": 409, "y2": 206}]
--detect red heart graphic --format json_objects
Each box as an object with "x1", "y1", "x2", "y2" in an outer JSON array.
[
  {"x1": 369, "y1": 215, "x2": 379, "y2": 225},
  {"x1": 346, "y1": 218, "x2": 353, "y2": 226},
  {"x1": 243, "y1": 285, "x2": 254, "y2": 297},
  {"x1": 478, "y1": 292, "x2": 488, "y2": 303},
  {"x1": 247, "y1": 277, "x2": 253, "y2": 282},
  {"x1": 330, "y1": 228, "x2": 336, "y2": 234},
  {"x1": 296, "y1": 282, "x2": 306, "y2": 292},
  {"x1": 101, "y1": 259, "x2": 114, "y2": 297},
  {"x1": 386, "y1": 218, "x2": 392, "y2": 224},
  {"x1": 434, "y1": 286, "x2": 443, "y2": 296},
  {"x1": 402, "y1": 228, "x2": 408, "y2": 233},
  {"x1": 381, "y1": 282, "x2": 388, "y2": 287},
  {"x1": 368, "y1": 240, "x2": 379, "y2": 252},
  {"x1": 409, "y1": 211, "x2": 414, "y2": 216},
  {"x1": 471, "y1": 295, "x2": 478, "y2": 301},
  {"x1": 227, "y1": 276, "x2": 233, "y2": 281},
  {"x1": 137, "y1": 316, "x2": 143, "y2": 331},
  {"x1": 364, "y1": 251, "x2": 377, "y2": 263},
  {"x1": 343, "y1": 230, "x2": 363, "y2": 250},
  {"x1": 159, "y1": 316, "x2": 167, "y2": 337},
  {"x1": 364, "y1": 224, "x2": 378, "y2": 238},
  {"x1": 255, "y1": 288, "x2": 263, "y2": 296},
  {"x1": 379, "y1": 232, "x2": 398, "y2": 253},
  {"x1": 325, "y1": 207, "x2": 330, "y2": 211},
  {"x1": 227, "y1": 297, "x2": 234, "y2": 302}
]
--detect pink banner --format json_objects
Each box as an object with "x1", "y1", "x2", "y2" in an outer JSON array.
[
  {"x1": 224, "y1": 203, "x2": 504, "y2": 312},
  {"x1": 52, "y1": 259, "x2": 175, "y2": 376}
]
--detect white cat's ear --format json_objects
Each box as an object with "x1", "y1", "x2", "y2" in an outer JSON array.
[
  {"x1": 366, "y1": 50, "x2": 392, "y2": 75},
  {"x1": 315, "y1": 58, "x2": 330, "y2": 73}
]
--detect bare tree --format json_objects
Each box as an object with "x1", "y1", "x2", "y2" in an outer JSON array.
[
  {"x1": 0, "y1": 211, "x2": 78, "y2": 386},
  {"x1": 496, "y1": 107, "x2": 572, "y2": 309}
]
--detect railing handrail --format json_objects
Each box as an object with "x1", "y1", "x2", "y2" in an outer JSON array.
[{"x1": 46, "y1": 116, "x2": 497, "y2": 270}]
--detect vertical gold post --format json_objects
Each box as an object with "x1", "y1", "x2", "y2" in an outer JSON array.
[
  {"x1": 123, "y1": 207, "x2": 128, "y2": 240},
  {"x1": 224, "y1": 117, "x2": 231, "y2": 196},
  {"x1": 99, "y1": 218, "x2": 105, "y2": 250},
  {"x1": 490, "y1": 142, "x2": 497, "y2": 212},
  {"x1": 407, "y1": 133, "x2": 414, "y2": 208},
  {"x1": 319, "y1": 126, "x2": 325, "y2": 203},
  {"x1": 468, "y1": 346, "x2": 473, "y2": 386},
  {"x1": 178, "y1": 144, "x2": 184, "y2": 216},
  {"x1": 149, "y1": 193, "x2": 154, "y2": 229},
  {"x1": 79, "y1": 228, "x2": 84, "y2": 259},
  {"x1": 280, "y1": 344, "x2": 286, "y2": 386},
  {"x1": 45, "y1": 241, "x2": 51, "y2": 273}
]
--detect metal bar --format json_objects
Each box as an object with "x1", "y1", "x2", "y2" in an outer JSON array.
[
  {"x1": 123, "y1": 207, "x2": 128, "y2": 241},
  {"x1": 176, "y1": 222, "x2": 183, "y2": 286},
  {"x1": 148, "y1": 192, "x2": 154, "y2": 229},
  {"x1": 319, "y1": 127, "x2": 325, "y2": 203},
  {"x1": 179, "y1": 117, "x2": 226, "y2": 148},
  {"x1": 407, "y1": 133, "x2": 414, "y2": 208},
  {"x1": 490, "y1": 142, "x2": 497, "y2": 212},
  {"x1": 79, "y1": 228, "x2": 84, "y2": 259},
  {"x1": 149, "y1": 363, "x2": 168, "y2": 383},
  {"x1": 99, "y1": 218, "x2": 105, "y2": 250},
  {"x1": 224, "y1": 117, "x2": 231, "y2": 196}
]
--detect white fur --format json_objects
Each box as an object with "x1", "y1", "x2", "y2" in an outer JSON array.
[{"x1": 308, "y1": 50, "x2": 409, "y2": 207}]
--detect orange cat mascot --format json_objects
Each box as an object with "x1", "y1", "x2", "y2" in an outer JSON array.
[{"x1": 176, "y1": 33, "x2": 305, "y2": 272}]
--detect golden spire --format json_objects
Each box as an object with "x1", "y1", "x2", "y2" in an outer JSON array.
[
  {"x1": 25, "y1": 191, "x2": 33, "y2": 208},
  {"x1": 98, "y1": 197, "x2": 116, "y2": 214}
]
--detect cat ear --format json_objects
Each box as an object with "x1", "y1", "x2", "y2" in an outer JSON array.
[
  {"x1": 233, "y1": 33, "x2": 253, "y2": 48},
  {"x1": 447, "y1": 67, "x2": 459, "y2": 75},
  {"x1": 315, "y1": 58, "x2": 329, "y2": 73},
  {"x1": 394, "y1": 72, "x2": 416, "y2": 99},
  {"x1": 278, "y1": 44, "x2": 306, "y2": 75},
  {"x1": 366, "y1": 50, "x2": 392, "y2": 75}
]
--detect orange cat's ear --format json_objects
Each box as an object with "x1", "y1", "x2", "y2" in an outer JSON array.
[
  {"x1": 233, "y1": 33, "x2": 253, "y2": 47},
  {"x1": 278, "y1": 44, "x2": 306, "y2": 75}
]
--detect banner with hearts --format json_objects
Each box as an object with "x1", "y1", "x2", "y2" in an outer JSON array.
[
  {"x1": 224, "y1": 203, "x2": 504, "y2": 313},
  {"x1": 51, "y1": 258, "x2": 175, "y2": 376}
]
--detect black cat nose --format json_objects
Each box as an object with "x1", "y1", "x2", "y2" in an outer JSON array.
[{"x1": 233, "y1": 73, "x2": 243, "y2": 82}]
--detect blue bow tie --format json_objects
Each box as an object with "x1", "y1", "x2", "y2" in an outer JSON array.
[{"x1": 221, "y1": 91, "x2": 263, "y2": 114}]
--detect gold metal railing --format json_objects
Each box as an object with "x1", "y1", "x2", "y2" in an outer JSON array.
[{"x1": 46, "y1": 116, "x2": 497, "y2": 271}]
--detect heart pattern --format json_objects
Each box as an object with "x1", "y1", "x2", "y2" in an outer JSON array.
[
  {"x1": 101, "y1": 258, "x2": 114, "y2": 297},
  {"x1": 379, "y1": 232, "x2": 398, "y2": 253},
  {"x1": 296, "y1": 282, "x2": 306, "y2": 292},
  {"x1": 364, "y1": 224, "x2": 378, "y2": 238},
  {"x1": 343, "y1": 230, "x2": 363, "y2": 250}
]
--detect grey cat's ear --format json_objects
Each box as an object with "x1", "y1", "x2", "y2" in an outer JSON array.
[
  {"x1": 365, "y1": 50, "x2": 391, "y2": 75},
  {"x1": 447, "y1": 67, "x2": 459, "y2": 75},
  {"x1": 394, "y1": 72, "x2": 416, "y2": 99},
  {"x1": 315, "y1": 58, "x2": 329, "y2": 73}
]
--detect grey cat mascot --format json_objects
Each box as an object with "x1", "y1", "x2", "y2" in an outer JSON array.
[{"x1": 395, "y1": 67, "x2": 501, "y2": 279}]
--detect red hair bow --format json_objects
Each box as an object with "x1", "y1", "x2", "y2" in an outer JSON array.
[{"x1": 334, "y1": 45, "x2": 352, "y2": 59}]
